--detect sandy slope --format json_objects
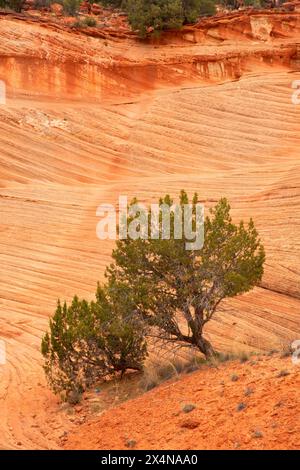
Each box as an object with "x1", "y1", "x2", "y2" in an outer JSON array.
[
  {"x1": 65, "y1": 354, "x2": 300, "y2": 450},
  {"x1": 0, "y1": 12, "x2": 300, "y2": 449}
]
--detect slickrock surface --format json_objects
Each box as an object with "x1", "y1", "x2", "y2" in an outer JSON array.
[{"x1": 0, "y1": 11, "x2": 300, "y2": 449}]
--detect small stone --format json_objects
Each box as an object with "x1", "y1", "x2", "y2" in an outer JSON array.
[
  {"x1": 182, "y1": 404, "x2": 196, "y2": 413},
  {"x1": 50, "y1": 3, "x2": 63, "y2": 16},
  {"x1": 125, "y1": 439, "x2": 136, "y2": 449},
  {"x1": 277, "y1": 370, "x2": 290, "y2": 378},
  {"x1": 237, "y1": 402, "x2": 247, "y2": 412},
  {"x1": 180, "y1": 419, "x2": 200, "y2": 430}
]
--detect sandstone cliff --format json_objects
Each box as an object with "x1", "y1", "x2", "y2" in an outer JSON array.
[{"x1": 0, "y1": 10, "x2": 300, "y2": 449}]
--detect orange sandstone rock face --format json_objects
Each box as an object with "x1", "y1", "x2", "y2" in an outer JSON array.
[
  {"x1": 0, "y1": 11, "x2": 300, "y2": 449},
  {"x1": 0, "y1": 11, "x2": 300, "y2": 101},
  {"x1": 50, "y1": 3, "x2": 63, "y2": 16}
]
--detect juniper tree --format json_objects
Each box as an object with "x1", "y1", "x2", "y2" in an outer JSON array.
[
  {"x1": 123, "y1": 0, "x2": 217, "y2": 37},
  {"x1": 41, "y1": 282, "x2": 147, "y2": 401},
  {"x1": 1, "y1": 0, "x2": 24, "y2": 11},
  {"x1": 124, "y1": 0, "x2": 184, "y2": 37},
  {"x1": 107, "y1": 193, "x2": 265, "y2": 359}
]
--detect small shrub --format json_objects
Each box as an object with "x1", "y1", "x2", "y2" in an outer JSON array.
[
  {"x1": 239, "y1": 352, "x2": 249, "y2": 363},
  {"x1": 2, "y1": 0, "x2": 23, "y2": 11},
  {"x1": 216, "y1": 352, "x2": 234, "y2": 363},
  {"x1": 199, "y1": 0, "x2": 216, "y2": 16},
  {"x1": 90, "y1": 403, "x2": 101, "y2": 414},
  {"x1": 267, "y1": 349, "x2": 278, "y2": 356},
  {"x1": 63, "y1": 0, "x2": 80, "y2": 16},
  {"x1": 215, "y1": 351, "x2": 249, "y2": 364},
  {"x1": 72, "y1": 20, "x2": 85, "y2": 28},
  {"x1": 280, "y1": 349, "x2": 291, "y2": 358},
  {"x1": 279, "y1": 340, "x2": 293, "y2": 358},
  {"x1": 139, "y1": 360, "x2": 178, "y2": 391},
  {"x1": 82, "y1": 16, "x2": 97, "y2": 27},
  {"x1": 140, "y1": 353, "x2": 204, "y2": 391},
  {"x1": 35, "y1": 0, "x2": 52, "y2": 7},
  {"x1": 41, "y1": 282, "x2": 147, "y2": 403}
]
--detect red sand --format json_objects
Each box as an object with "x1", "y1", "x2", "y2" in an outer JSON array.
[{"x1": 65, "y1": 355, "x2": 300, "y2": 450}]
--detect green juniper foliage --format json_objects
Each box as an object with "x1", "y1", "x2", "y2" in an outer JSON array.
[
  {"x1": 1, "y1": 0, "x2": 216, "y2": 32},
  {"x1": 42, "y1": 283, "x2": 147, "y2": 401},
  {"x1": 63, "y1": 0, "x2": 81, "y2": 16},
  {"x1": 0, "y1": 0, "x2": 24, "y2": 11},
  {"x1": 123, "y1": 0, "x2": 216, "y2": 37},
  {"x1": 108, "y1": 193, "x2": 265, "y2": 358}
]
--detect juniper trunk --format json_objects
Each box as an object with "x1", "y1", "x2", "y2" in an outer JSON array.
[{"x1": 193, "y1": 306, "x2": 216, "y2": 359}]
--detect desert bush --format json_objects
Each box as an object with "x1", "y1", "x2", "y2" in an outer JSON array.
[
  {"x1": 198, "y1": 0, "x2": 216, "y2": 16},
  {"x1": 41, "y1": 282, "x2": 147, "y2": 402},
  {"x1": 239, "y1": 352, "x2": 249, "y2": 363},
  {"x1": 72, "y1": 17, "x2": 97, "y2": 28},
  {"x1": 280, "y1": 349, "x2": 291, "y2": 358},
  {"x1": 101, "y1": 0, "x2": 123, "y2": 5},
  {"x1": 63, "y1": 0, "x2": 80, "y2": 16},
  {"x1": 123, "y1": 0, "x2": 216, "y2": 37},
  {"x1": 35, "y1": 0, "x2": 52, "y2": 7},
  {"x1": 71, "y1": 19, "x2": 84, "y2": 27},
  {"x1": 1, "y1": 0, "x2": 23, "y2": 11},
  {"x1": 83, "y1": 16, "x2": 97, "y2": 26},
  {"x1": 276, "y1": 337, "x2": 295, "y2": 358},
  {"x1": 124, "y1": 0, "x2": 183, "y2": 37},
  {"x1": 108, "y1": 193, "x2": 265, "y2": 359}
]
